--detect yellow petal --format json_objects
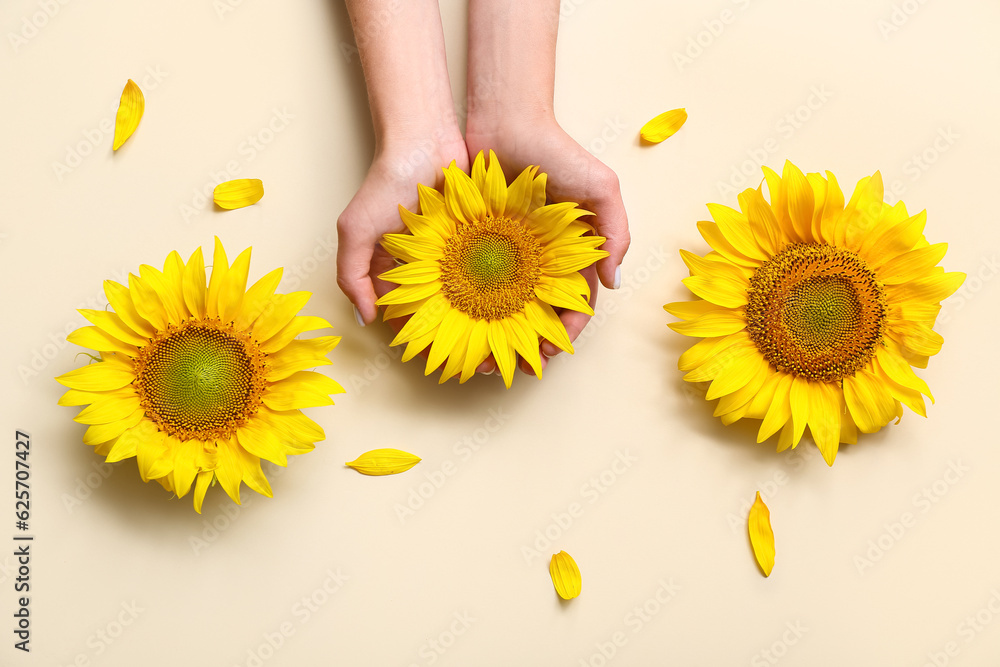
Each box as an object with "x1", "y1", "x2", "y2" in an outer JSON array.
[
  {"x1": 488, "y1": 320, "x2": 516, "y2": 389},
  {"x1": 748, "y1": 492, "x2": 775, "y2": 577},
  {"x1": 549, "y1": 550, "x2": 582, "y2": 599},
  {"x1": 66, "y1": 326, "x2": 139, "y2": 357},
  {"x1": 182, "y1": 247, "x2": 208, "y2": 319},
  {"x1": 482, "y1": 150, "x2": 508, "y2": 217},
  {"x1": 55, "y1": 362, "x2": 134, "y2": 392},
  {"x1": 213, "y1": 179, "x2": 264, "y2": 210},
  {"x1": 345, "y1": 448, "x2": 421, "y2": 476},
  {"x1": 640, "y1": 108, "x2": 687, "y2": 143},
  {"x1": 113, "y1": 79, "x2": 144, "y2": 151},
  {"x1": 524, "y1": 300, "x2": 573, "y2": 355},
  {"x1": 443, "y1": 162, "x2": 486, "y2": 224},
  {"x1": 192, "y1": 471, "x2": 214, "y2": 514}
]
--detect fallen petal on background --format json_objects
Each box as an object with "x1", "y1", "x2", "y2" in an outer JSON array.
[
  {"x1": 748, "y1": 491, "x2": 775, "y2": 577},
  {"x1": 549, "y1": 550, "x2": 582, "y2": 600},
  {"x1": 640, "y1": 108, "x2": 687, "y2": 143},
  {"x1": 113, "y1": 79, "x2": 145, "y2": 151},
  {"x1": 345, "y1": 448, "x2": 421, "y2": 475},
  {"x1": 214, "y1": 179, "x2": 265, "y2": 209}
]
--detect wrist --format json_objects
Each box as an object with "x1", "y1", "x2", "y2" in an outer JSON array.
[{"x1": 466, "y1": 103, "x2": 556, "y2": 148}]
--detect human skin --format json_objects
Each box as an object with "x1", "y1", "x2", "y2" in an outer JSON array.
[{"x1": 338, "y1": 0, "x2": 629, "y2": 376}]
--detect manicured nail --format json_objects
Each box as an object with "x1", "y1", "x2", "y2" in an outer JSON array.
[
  {"x1": 353, "y1": 305, "x2": 366, "y2": 327},
  {"x1": 613, "y1": 265, "x2": 622, "y2": 290}
]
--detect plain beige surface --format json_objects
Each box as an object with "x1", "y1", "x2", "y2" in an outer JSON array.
[{"x1": 2, "y1": 0, "x2": 999, "y2": 665}]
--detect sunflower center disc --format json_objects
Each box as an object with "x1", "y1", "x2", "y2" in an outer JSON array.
[
  {"x1": 440, "y1": 215, "x2": 541, "y2": 320},
  {"x1": 745, "y1": 243, "x2": 887, "y2": 381},
  {"x1": 135, "y1": 321, "x2": 265, "y2": 440}
]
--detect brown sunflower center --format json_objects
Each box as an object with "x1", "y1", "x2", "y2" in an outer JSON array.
[
  {"x1": 134, "y1": 320, "x2": 266, "y2": 440},
  {"x1": 439, "y1": 215, "x2": 541, "y2": 320},
  {"x1": 745, "y1": 243, "x2": 887, "y2": 381}
]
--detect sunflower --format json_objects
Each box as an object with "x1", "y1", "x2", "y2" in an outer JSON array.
[
  {"x1": 665, "y1": 161, "x2": 964, "y2": 465},
  {"x1": 56, "y1": 238, "x2": 343, "y2": 512},
  {"x1": 375, "y1": 150, "x2": 608, "y2": 388}
]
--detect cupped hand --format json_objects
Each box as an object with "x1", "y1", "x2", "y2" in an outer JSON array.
[
  {"x1": 337, "y1": 136, "x2": 469, "y2": 325},
  {"x1": 466, "y1": 113, "x2": 630, "y2": 374}
]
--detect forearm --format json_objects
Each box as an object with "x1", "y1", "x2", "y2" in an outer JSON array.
[
  {"x1": 345, "y1": 0, "x2": 460, "y2": 148},
  {"x1": 466, "y1": 0, "x2": 560, "y2": 130}
]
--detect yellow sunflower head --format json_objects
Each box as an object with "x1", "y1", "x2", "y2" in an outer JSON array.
[
  {"x1": 56, "y1": 238, "x2": 344, "y2": 512},
  {"x1": 666, "y1": 161, "x2": 965, "y2": 465},
  {"x1": 376, "y1": 150, "x2": 608, "y2": 388}
]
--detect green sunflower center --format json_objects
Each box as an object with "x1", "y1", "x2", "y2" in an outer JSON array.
[
  {"x1": 135, "y1": 321, "x2": 266, "y2": 440},
  {"x1": 745, "y1": 243, "x2": 887, "y2": 381},
  {"x1": 440, "y1": 216, "x2": 541, "y2": 320}
]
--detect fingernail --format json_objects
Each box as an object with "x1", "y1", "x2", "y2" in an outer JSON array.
[
  {"x1": 613, "y1": 265, "x2": 622, "y2": 290},
  {"x1": 353, "y1": 305, "x2": 366, "y2": 327}
]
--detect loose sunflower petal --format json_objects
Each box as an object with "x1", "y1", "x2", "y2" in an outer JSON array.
[
  {"x1": 549, "y1": 551, "x2": 582, "y2": 599},
  {"x1": 213, "y1": 179, "x2": 264, "y2": 210},
  {"x1": 639, "y1": 108, "x2": 687, "y2": 143},
  {"x1": 748, "y1": 492, "x2": 775, "y2": 577},
  {"x1": 113, "y1": 79, "x2": 144, "y2": 151},
  {"x1": 345, "y1": 448, "x2": 421, "y2": 476}
]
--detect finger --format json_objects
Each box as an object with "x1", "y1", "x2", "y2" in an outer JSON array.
[
  {"x1": 336, "y1": 214, "x2": 378, "y2": 324},
  {"x1": 476, "y1": 355, "x2": 497, "y2": 375},
  {"x1": 518, "y1": 351, "x2": 548, "y2": 377},
  {"x1": 587, "y1": 171, "x2": 630, "y2": 290},
  {"x1": 540, "y1": 265, "x2": 600, "y2": 357}
]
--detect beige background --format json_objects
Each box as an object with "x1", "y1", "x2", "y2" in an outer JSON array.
[{"x1": 1, "y1": 0, "x2": 999, "y2": 664}]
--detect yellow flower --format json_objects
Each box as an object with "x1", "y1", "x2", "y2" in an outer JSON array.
[
  {"x1": 748, "y1": 492, "x2": 775, "y2": 577},
  {"x1": 640, "y1": 108, "x2": 687, "y2": 143},
  {"x1": 345, "y1": 448, "x2": 421, "y2": 475},
  {"x1": 666, "y1": 161, "x2": 964, "y2": 465},
  {"x1": 214, "y1": 179, "x2": 265, "y2": 210},
  {"x1": 549, "y1": 550, "x2": 582, "y2": 599},
  {"x1": 113, "y1": 79, "x2": 145, "y2": 151},
  {"x1": 376, "y1": 150, "x2": 608, "y2": 388},
  {"x1": 56, "y1": 238, "x2": 344, "y2": 512}
]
